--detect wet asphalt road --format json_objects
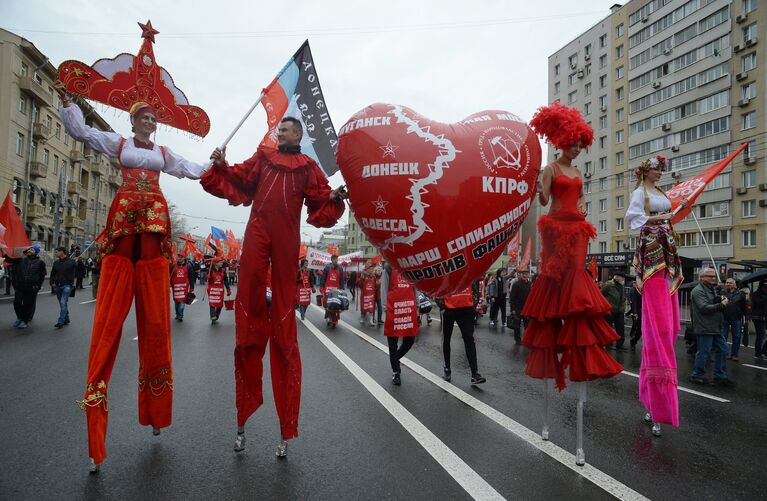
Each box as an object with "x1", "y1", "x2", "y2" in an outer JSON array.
[{"x1": 1, "y1": 286, "x2": 765, "y2": 501}]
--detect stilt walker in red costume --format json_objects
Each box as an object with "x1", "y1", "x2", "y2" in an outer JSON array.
[
  {"x1": 56, "y1": 21, "x2": 212, "y2": 473},
  {"x1": 523, "y1": 102, "x2": 623, "y2": 465},
  {"x1": 203, "y1": 117, "x2": 346, "y2": 457}
]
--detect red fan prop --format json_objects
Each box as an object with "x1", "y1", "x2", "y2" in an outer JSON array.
[{"x1": 58, "y1": 20, "x2": 210, "y2": 137}]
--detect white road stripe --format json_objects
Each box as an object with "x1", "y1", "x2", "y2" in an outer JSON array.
[
  {"x1": 79, "y1": 299, "x2": 96, "y2": 304},
  {"x1": 620, "y1": 371, "x2": 730, "y2": 403},
  {"x1": 299, "y1": 314, "x2": 504, "y2": 501},
  {"x1": 310, "y1": 305, "x2": 649, "y2": 501},
  {"x1": 742, "y1": 363, "x2": 767, "y2": 372}
]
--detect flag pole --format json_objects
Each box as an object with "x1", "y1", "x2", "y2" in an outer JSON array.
[{"x1": 690, "y1": 210, "x2": 721, "y2": 283}]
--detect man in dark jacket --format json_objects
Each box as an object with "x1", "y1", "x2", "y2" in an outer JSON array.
[
  {"x1": 628, "y1": 285, "x2": 642, "y2": 351},
  {"x1": 509, "y1": 269, "x2": 531, "y2": 343},
  {"x1": 691, "y1": 268, "x2": 734, "y2": 386},
  {"x1": 752, "y1": 279, "x2": 767, "y2": 359},
  {"x1": 3, "y1": 245, "x2": 47, "y2": 329},
  {"x1": 50, "y1": 246, "x2": 77, "y2": 328},
  {"x1": 488, "y1": 268, "x2": 508, "y2": 329},
  {"x1": 601, "y1": 271, "x2": 627, "y2": 351},
  {"x1": 721, "y1": 278, "x2": 747, "y2": 361}
]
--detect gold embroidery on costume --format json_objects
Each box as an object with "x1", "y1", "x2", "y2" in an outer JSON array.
[
  {"x1": 138, "y1": 367, "x2": 174, "y2": 397},
  {"x1": 76, "y1": 380, "x2": 108, "y2": 411}
]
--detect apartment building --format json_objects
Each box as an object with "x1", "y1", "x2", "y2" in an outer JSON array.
[
  {"x1": 546, "y1": 0, "x2": 766, "y2": 277},
  {"x1": 0, "y1": 28, "x2": 119, "y2": 252}
]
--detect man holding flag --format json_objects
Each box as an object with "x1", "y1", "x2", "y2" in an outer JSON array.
[{"x1": 201, "y1": 41, "x2": 347, "y2": 458}]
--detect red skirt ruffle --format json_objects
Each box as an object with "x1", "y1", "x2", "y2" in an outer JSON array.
[{"x1": 521, "y1": 213, "x2": 623, "y2": 390}]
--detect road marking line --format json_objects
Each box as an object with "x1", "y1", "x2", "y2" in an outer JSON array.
[
  {"x1": 299, "y1": 313, "x2": 504, "y2": 501},
  {"x1": 742, "y1": 363, "x2": 767, "y2": 372},
  {"x1": 310, "y1": 305, "x2": 649, "y2": 501},
  {"x1": 79, "y1": 299, "x2": 96, "y2": 304},
  {"x1": 620, "y1": 371, "x2": 730, "y2": 403}
]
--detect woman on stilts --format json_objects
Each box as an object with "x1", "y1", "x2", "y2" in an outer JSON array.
[
  {"x1": 625, "y1": 155, "x2": 685, "y2": 437},
  {"x1": 55, "y1": 22, "x2": 212, "y2": 471}
]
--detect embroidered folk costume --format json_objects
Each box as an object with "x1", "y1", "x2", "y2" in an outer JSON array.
[
  {"x1": 522, "y1": 103, "x2": 623, "y2": 390},
  {"x1": 626, "y1": 155, "x2": 682, "y2": 428},
  {"x1": 58, "y1": 21, "x2": 210, "y2": 467}
]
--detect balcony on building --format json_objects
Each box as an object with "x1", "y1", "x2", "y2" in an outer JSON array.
[
  {"x1": 64, "y1": 215, "x2": 84, "y2": 229},
  {"x1": 108, "y1": 174, "x2": 122, "y2": 187},
  {"x1": 89, "y1": 159, "x2": 105, "y2": 176},
  {"x1": 19, "y1": 76, "x2": 53, "y2": 107},
  {"x1": 32, "y1": 122, "x2": 50, "y2": 140},
  {"x1": 67, "y1": 181, "x2": 81, "y2": 195},
  {"x1": 30, "y1": 161, "x2": 48, "y2": 178},
  {"x1": 27, "y1": 203, "x2": 47, "y2": 220},
  {"x1": 70, "y1": 150, "x2": 84, "y2": 162}
]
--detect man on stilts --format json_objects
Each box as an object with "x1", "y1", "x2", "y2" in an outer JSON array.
[{"x1": 203, "y1": 117, "x2": 346, "y2": 457}]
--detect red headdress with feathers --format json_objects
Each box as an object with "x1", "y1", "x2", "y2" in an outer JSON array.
[
  {"x1": 57, "y1": 20, "x2": 210, "y2": 137},
  {"x1": 529, "y1": 102, "x2": 593, "y2": 151}
]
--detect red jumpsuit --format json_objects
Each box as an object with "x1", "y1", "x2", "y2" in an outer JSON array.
[{"x1": 201, "y1": 146, "x2": 343, "y2": 439}]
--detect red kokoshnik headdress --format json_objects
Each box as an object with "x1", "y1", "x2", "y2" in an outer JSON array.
[
  {"x1": 57, "y1": 20, "x2": 210, "y2": 137},
  {"x1": 529, "y1": 102, "x2": 593, "y2": 150}
]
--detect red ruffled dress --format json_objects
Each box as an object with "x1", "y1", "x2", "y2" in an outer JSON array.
[{"x1": 521, "y1": 166, "x2": 623, "y2": 390}]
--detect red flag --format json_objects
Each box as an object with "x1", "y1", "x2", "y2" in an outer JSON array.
[
  {"x1": 668, "y1": 143, "x2": 748, "y2": 224},
  {"x1": 588, "y1": 256, "x2": 598, "y2": 280},
  {"x1": 518, "y1": 236, "x2": 532, "y2": 271},
  {"x1": 0, "y1": 192, "x2": 31, "y2": 251},
  {"x1": 507, "y1": 230, "x2": 521, "y2": 261}
]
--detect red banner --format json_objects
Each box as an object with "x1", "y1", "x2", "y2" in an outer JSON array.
[
  {"x1": 518, "y1": 236, "x2": 532, "y2": 271},
  {"x1": 668, "y1": 143, "x2": 748, "y2": 224},
  {"x1": 507, "y1": 230, "x2": 521, "y2": 261},
  {"x1": 0, "y1": 192, "x2": 31, "y2": 251}
]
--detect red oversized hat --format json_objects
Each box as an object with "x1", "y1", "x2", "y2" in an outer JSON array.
[{"x1": 58, "y1": 20, "x2": 210, "y2": 137}]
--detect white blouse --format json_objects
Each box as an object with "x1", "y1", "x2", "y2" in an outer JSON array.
[
  {"x1": 625, "y1": 186, "x2": 672, "y2": 231},
  {"x1": 59, "y1": 105, "x2": 209, "y2": 179}
]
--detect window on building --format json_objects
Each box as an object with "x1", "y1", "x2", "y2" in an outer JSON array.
[
  {"x1": 616, "y1": 44, "x2": 624, "y2": 59},
  {"x1": 616, "y1": 130, "x2": 625, "y2": 144},
  {"x1": 585, "y1": 63, "x2": 592, "y2": 75},
  {"x1": 599, "y1": 54, "x2": 607, "y2": 69},
  {"x1": 616, "y1": 195, "x2": 625, "y2": 209},
  {"x1": 584, "y1": 181, "x2": 592, "y2": 194},
  {"x1": 599, "y1": 136, "x2": 607, "y2": 148},
  {"x1": 53, "y1": 155, "x2": 59, "y2": 175},
  {"x1": 568, "y1": 90, "x2": 578, "y2": 104},
  {"x1": 584, "y1": 102, "x2": 592, "y2": 115},
  {"x1": 584, "y1": 161, "x2": 593, "y2": 174},
  {"x1": 43, "y1": 148, "x2": 50, "y2": 165},
  {"x1": 742, "y1": 200, "x2": 756, "y2": 218},
  {"x1": 742, "y1": 229, "x2": 757, "y2": 248},
  {"x1": 585, "y1": 82, "x2": 592, "y2": 96},
  {"x1": 569, "y1": 54, "x2": 578, "y2": 68},
  {"x1": 20, "y1": 62, "x2": 28, "y2": 77},
  {"x1": 616, "y1": 23, "x2": 625, "y2": 38},
  {"x1": 616, "y1": 218, "x2": 624, "y2": 231},
  {"x1": 554, "y1": 81, "x2": 560, "y2": 94},
  {"x1": 616, "y1": 87, "x2": 625, "y2": 100},
  {"x1": 585, "y1": 43, "x2": 592, "y2": 57},
  {"x1": 599, "y1": 115, "x2": 607, "y2": 129},
  {"x1": 679, "y1": 232, "x2": 698, "y2": 247},
  {"x1": 742, "y1": 111, "x2": 756, "y2": 129},
  {"x1": 742, "y1": 170, "x2": 756, "y2": 187},
  {"x1": 569, "y1": 72, "x2": 578, "y2": 85},
  {"x1": 599, "y1": 241, "x2": 607, "y2": 253},
  {"x1": 599, "y1": 95, "x2": 607, "y2": 108},
  {"x1": 600, "y1": 177, "x2": 608, "y2": 191},
  {"x1": 616, "y1": 66, "x2": 625, "y2": 80},
  {"x1": 616, "y1": 173, "x2": 625, "y2": 187},
  {"x1": 616, "y1": 108, "x2": 624, "y2": 122},
  {"x1": 615, "y1": 240, "x2": 624, "y2": 252},
  {"x1": 744, "y1": 0, "x2": 757, "y2": 14},
  {"x1": 45, "y1": 115, "x2": 53, "y2": 129},
  {"x1": 18, "y1": 96, "x2": 27, "y2": 114},
  {"x1": 616, "y1": 151, "x2": 625, "y2": 165},
  {"x1": 55, "y1": 123, "x2": 61, "y2": 139},
  {"x1": 743, "y1": 23, "x2": 758, "y2": 43},
  {"x1": 599, "y1": 220, "x2": 608, "y2": 233},
  {"x1": 600, "y1": 157, "x2": 608, "y2": 170},
  {"x1": 16, "y1": 132, "x2": 24, "y2": 156},
  {"x1": 585, "y1": 201, "x2": 592, "y2": 214},
  {"x1": 702, "y1": 230, "x2": 729, "y2": 244},
  {"x1": 742, "y1": 52, "x2": 757, "y2": 72},
  {"x1": 742, "y1": 81, "x2": 756, "y2": 100},
  {"x1": 554, "y1": 63, "x2": 560, "y2": 76},
  {"x1": 698, "y1": 202, "x2": 729, "y2": 218}
]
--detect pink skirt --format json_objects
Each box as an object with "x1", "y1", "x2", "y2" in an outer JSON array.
[{"x1": 638, "y1": 271, "x2": 680, "y2": 426}]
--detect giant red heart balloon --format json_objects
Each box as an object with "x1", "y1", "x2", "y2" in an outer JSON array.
[{"x1": 337, "y1": 104, "x2": 541, "y2": 296}]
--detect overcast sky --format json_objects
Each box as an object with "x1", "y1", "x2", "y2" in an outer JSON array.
[{"x1": 4, "y1": 0, "x2": 609, "y2": 240}]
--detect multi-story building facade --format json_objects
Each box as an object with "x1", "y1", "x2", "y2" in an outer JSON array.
[
  {"x1": 545, "y1": 0, "x2": 766, "y2": 278},
  {"x1": 0, "y1": 28, "x2": 118, "y2": 253}
]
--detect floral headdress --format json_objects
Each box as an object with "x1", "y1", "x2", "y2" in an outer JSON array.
[{"x1": 634, "y1": 155, "x2": 667, "y2": 182}]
